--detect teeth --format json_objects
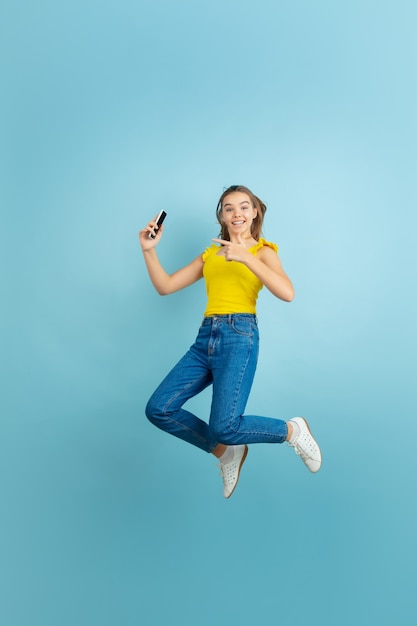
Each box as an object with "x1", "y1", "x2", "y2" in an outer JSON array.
[{"x1": 232, "y1": 221, "x2": 244, "y2": 225}]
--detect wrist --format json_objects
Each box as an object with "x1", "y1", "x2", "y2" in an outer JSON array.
[{"x1": 241, "y1": 250, "x2": 253, "y2": 266}]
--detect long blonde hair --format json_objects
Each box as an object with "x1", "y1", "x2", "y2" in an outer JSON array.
[{"x1": 216, "y1": 185, "x2": 267, "y2": 241}]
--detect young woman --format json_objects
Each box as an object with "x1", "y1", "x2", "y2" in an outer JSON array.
[{"x1": 139, "y1": 185, "x2": 321, "y2": 498}]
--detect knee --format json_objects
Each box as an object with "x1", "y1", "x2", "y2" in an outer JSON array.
[
  {"x1": 145, "y1": 395, "x2": 164, "y2": 426},
  {"x1": 212, "y1": 424, "x2": 239, "y2": 446}
]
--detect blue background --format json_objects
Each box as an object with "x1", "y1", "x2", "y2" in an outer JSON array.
[{"x1": 2, "y1": 1, "x2": 416, "y2": 625}]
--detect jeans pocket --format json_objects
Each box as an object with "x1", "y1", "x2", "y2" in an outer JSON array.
[{"x1": 231, "y1": 318, "x2": 255, "y2": 337}]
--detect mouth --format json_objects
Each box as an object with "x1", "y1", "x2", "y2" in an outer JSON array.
[{"x1": 232, "y1": 220, "x2": 245, "y2": 225}]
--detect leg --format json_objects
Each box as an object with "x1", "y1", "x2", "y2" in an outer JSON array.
[
  {"x1": 208, "y1": 316, "x2": 288, "y2": 445},
  {"x1": 145, "y1": 326, "x2": 218, "y2": 452}
]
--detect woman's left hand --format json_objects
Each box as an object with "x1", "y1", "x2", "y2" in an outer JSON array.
[{"x1": 212, "y1": 235, "x2": 251, "y2": 263}]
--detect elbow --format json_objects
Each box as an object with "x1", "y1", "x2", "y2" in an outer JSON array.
[
  {"x1": 283, "y1": 286, "x2": 295, "y2": 302},
  {"x1": 272, "y1": 285, "x2": 295, "y2": 302},
  {"x1": 155, "y1": 282, "x2": 176, "y2": 296}
]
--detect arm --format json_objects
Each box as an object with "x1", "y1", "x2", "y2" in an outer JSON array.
[
  {"x1": 246, "y1": 246, "x2": 295, "y2": 302},
  {"x1": 212, "y1": 236, "x2": 294, "y2": 302},
  {"x1": 139, "y1": 218, "x2": 204, "y2": 295}
]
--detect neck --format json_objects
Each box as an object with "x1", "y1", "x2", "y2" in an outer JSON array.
[{"x1": 229, "y1": 234, "x2": 256, "y2": 245}]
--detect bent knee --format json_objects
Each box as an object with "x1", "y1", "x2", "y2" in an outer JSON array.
[
  {"x1": 145, "y1": 396, "x2": 164, "y2": 425},
  {"x1": 212, "y1": 424, "x2": 239, "y2": 446}
]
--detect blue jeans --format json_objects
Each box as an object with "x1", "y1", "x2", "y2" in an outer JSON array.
[{"x1": 145, "y1": 314, "x2": 288, "y2": 453}]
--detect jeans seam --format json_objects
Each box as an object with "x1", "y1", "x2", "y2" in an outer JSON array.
[
  {"x1": 231, "y1": 318, "x2": 254, "y2": 337},
  {"x1": 227, "y1": 333, "x2": 253, "y2": 434},
  {"x1": 156, "y1": 412, "x2": 213, "y2": 447},
  {"x1": 162, "y1": 372, "x2": 209, "y2": 416}
]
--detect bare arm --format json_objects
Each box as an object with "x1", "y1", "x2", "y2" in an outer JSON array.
[
  {"x1": 246, "y1": 246, "x2": 295, "y2": 301},
  {"x1": 139, "y1": 218, "x2": 204, "y2": 295},
  {"x1": 212, "y1": 236, "x2": 294, "y2": 302}
]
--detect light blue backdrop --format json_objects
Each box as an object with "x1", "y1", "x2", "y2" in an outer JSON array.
[{"x1": 2, "y1": 1, "x2": 416, "y2": 625}]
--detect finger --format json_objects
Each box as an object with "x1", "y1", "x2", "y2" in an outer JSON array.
[
  {"x1": 143, "y1": 226, "x2": 155, "y2": 239},
  {"x1": 148, "y1": 219, "x2": 163, "y2": 235},
  {"x1": 141, "y1": 222, "x2": 159, "y2": 240},
  {"x1": 212, "y1": 238, "x2": 230, "y2": 245}
]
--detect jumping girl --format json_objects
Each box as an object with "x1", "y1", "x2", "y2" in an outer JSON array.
[{"x1": 139, "y1": 185, "x2": 321, "y2": 498}]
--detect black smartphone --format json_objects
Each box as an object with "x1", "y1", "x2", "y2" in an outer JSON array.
[{"x1": 149, "y1": 210, "x2": 167, "y2": 239}]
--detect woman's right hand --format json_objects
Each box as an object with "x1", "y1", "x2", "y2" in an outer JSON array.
[{"x1": 138, "y1": 215, "x2": 164, "y2": 251}]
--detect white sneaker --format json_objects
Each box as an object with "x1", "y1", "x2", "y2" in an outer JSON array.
[
  {"x1": 288, "y1": 417, "x2": 322, "y2": 473},
  {"x1": 219, "y1": 445, "x2": 248, "y2": 498}
]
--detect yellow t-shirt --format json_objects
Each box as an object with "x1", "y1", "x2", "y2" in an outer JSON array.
[{"x1": 202, "y1": 238, "x2": 278, "y2": 316}]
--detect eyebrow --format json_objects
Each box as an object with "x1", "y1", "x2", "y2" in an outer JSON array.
[{"x1": 223, "y1": 200, "x2": 250, "y2": 208}]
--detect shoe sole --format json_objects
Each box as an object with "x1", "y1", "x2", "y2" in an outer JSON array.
[{"x1": 225, "y1": 445, "x2": 249, "y2": 499}]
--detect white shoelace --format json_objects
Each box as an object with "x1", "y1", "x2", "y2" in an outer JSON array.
[{"x1": 288, "y1": 433, "x2": 317, "y2": 460}]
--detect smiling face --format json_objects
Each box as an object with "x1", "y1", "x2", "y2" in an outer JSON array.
[
  {"x1": 220, "y1": 191, "x2": 258, "y2": 241},
  {"x1": 215, "y1": 184, "x2": 267, "y2": 242}
]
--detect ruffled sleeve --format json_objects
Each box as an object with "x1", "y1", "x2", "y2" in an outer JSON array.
[
  {"x1": 202, "y1": 243, "x2": 218, "y2": 263},
  {"x1": 252, "y1": 237, "x2": 278, "y2": 254}
]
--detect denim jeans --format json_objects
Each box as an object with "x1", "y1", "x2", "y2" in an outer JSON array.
[{"x1": 145, "y1": 314, "x2": 288, "y2": 453}]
